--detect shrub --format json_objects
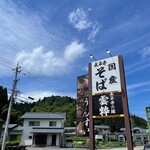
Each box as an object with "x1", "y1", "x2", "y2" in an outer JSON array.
[
  {"x1": 6, "y1": 141, "x2": 19, "y2": 146},
  {"x1": 98, "y1": 141, "x2": 126, "y2": 148}
]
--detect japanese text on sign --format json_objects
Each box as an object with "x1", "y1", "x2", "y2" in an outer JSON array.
[
  {"x1": 92, "y1": 92, "x2": 123, "y2": 117},
  {"x1": 91, "y1": 56, "x2": 121, "y2": 95}
]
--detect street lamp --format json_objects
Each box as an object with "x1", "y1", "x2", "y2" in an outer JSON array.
[
  {"x1": 106, "y1": 49, "x2": 113, "y2": 57},
  {"x1": 90, "y1": 54, "x2": 97, "y2": 61}
]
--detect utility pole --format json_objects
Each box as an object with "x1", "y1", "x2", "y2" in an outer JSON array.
[{"x1": 1, "y1": 63, "x2": 21, "y2": 150}]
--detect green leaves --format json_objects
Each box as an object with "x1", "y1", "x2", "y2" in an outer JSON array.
[{"x1": 0, "y1": 92, "x2": 146, "y2": 131}]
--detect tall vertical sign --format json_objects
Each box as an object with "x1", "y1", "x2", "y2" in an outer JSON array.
[
  {"x1": 88, "y1": 55, "x2": 133, "y2": 150},
  {"x1": 146, "y1": 106, "x2": 150, "y2": 135},
  {"x1": 76, "y1": 75, "x2": 89, "y2": 136},
  {"x1": 91, "y1": 56, "x2": 124, "y2": 118}
]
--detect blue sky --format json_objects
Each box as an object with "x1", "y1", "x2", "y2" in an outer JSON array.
[{"x1": 0, "y1": 0, "x2": 150, "y2": 119}]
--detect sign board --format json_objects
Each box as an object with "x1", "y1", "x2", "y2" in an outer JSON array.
[
  {"x1": 91, "y1": 56, "x2": 123, "y2": 118},
  {"x1": 91, "y1": 56, "x2": 121, "y2": 95},
  {"x1": 25, "y1": 140, "x2": 32, "y2": 146},
  {"x1": 76, "y1": 75, "x2": 89, "y2": 136},
  {"x1": 95, "y1": 134, "x2": 103, "y2": 140},
  {"x1": 88, "y1": 55, "x2": 133, "y2": 150},
  {"x1": 93, "y1": 92, "x2": 123, "y2": 117},
  {"x1": 145, "y1": 106, "x2": 150, "y2": 133},
  {"x1": 146, "y1": 106, "x2": 150, "y2": 114}
]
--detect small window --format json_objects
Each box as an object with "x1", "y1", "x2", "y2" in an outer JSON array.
[
  {"x1": 29, "y1": 136, "x2": 32, "y2": 139},
  {"x1": 29, "y1": 121, "x2": 40, "y2": 126},
  {"x1": 49, "y1": 121, "x2": 57, "y2": 126}
]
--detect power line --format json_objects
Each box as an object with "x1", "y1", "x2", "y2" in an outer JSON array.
[
  {"x1": 0, "y1": 57, "x2": 16, "y2": 70},
  {"x1": 0, "y1": 57, "x2": 75, "y2": 96},
  {"x1": 21, "y1": 66, "x2": 74, "y2": 95}
]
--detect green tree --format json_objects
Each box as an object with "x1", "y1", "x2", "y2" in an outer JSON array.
[
  {"x1": 131, "y1": 114, "x2": 147, "y2": 128},
  {"x1": 9, "y1": 95, "x2": 147, "y2": 131},
  {"x1": 0, "y1": 86, "x2": 8, "y2": 120}
]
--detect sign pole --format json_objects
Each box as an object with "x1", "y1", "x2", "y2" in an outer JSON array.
[
  {"x1": 146, "y1": 107, "x2": 150, "y2": 142},
  {"x1": 119, "y1": 55, "x2": 133, "y2": 150},
  {"x1": 88, "y1": 62, "x2": 95, "y2": 150}
]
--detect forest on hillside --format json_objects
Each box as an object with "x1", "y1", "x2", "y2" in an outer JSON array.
[{"x1": 0, "y1": 86, "x2": 148, "y2": 132}]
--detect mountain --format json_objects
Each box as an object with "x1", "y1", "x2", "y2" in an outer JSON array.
[
  {"x1": 0, "y1": 88, "x2": 147, "y2": 131},
  {"x1": 15, "y1": 95, "x2": 148, "y2": 131}
]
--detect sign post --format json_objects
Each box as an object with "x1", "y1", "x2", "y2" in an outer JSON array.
[
  {"x1": 88, "y1": 63, "x2": 95, "y2": 150},
  {"x1": 118, "y1": 56, "x2": 133, "y2": 150},
  {"x1": 88, "y1": 55, "x2": 133, "y2": 150}
]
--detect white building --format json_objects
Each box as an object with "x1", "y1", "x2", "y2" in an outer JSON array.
[{"x1": 20, "y1": 112, "x2": 66, "y2": 147}]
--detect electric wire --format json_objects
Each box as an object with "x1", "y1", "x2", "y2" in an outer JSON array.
[
  {"x1": 0, "y1": 56, "x2": 74, "y2": 94},
  {"x1": 0, "y1": 57, "x2": 75, "y2": 98},
  {"x1": 0, "y1": 57, "x2": 71, "y2": 95},
  {"x1": 21, "y1": 65, "x2": 74, "y2": 95}
]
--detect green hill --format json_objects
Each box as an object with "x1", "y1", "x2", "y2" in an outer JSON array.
[{"x1": 0, "y1": 86, "x2": 147, "y2": 131}]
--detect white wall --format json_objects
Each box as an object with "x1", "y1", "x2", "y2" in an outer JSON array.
[
  {"x1": 20, "y1": 118, "x2": 63, "y2": 146},
  {"x1": 20, "y1": 119, "x2": 34, "y2": 145}
]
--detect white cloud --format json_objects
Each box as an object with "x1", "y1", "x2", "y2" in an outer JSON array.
[
  {"x1": 127, "y1": 81, "x2": 150, "y2": 90},
  {"x1": 125, "y1": 46, "x2": 150, "y2": 75},
  {"x1": 140, "y1": 46, "x2": 150, "y2": 58},
  {"x1": 17, "y1": 90, "x2": 76, "y2": 102},
  {"x1": 68, "y1": 8, "x2": 101, "y2": 41},
  {"x1": 0, "y1": 0, "x2": 65, "y2": 59},
  {"x1": 15, "y1": 40, "x2": 86, "y2": 75},
  {"x1": 88, "y1": 22, "x2": 100, "y2": 42},
  {"x1": 15, "y1": 46, "x2": 66, "y2": 75},
  {"x1": 0, "y1": 2, "x2": 87, "y2": 76},
  {"x1": 68, "y1": 8, "x2": 91, "y2": 31},
  {"x1": 64, "y1": 40, "x2": 86, "y2": 62},
  {"x1": 126, "y1": 62, "x2": 150, "y2": 75}
]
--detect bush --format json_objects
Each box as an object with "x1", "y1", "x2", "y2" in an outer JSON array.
[
  {"x1": 6, "y1": 141, "x2": 19, "y2": 146},
  {"x1": 98, "y1": 141, "x2": 126, "y2": 148}
]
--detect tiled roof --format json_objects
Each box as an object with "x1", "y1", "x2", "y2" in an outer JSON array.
[
  {"x1": 31, "y1": 128, "x2": 64, "y2": 133},
  {"x1": 12, "y1": 125, "x2": 23, "y2": 131},
  {"x1": 2, "y1": 124, "x2": 18, "y2": 129},
  {"x1": 95, "y1": 125, "x2": 109, "y2": 129},
  {"x1": 21, "y1": 112, "x2": 66, "y2": 120}
]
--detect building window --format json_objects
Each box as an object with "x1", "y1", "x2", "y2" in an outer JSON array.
[
  {"x1": 29, "y1": 121, "x2": 40, "y2": 126},
  {"x1": 49, "y1": 121, "x2": 57, "y2": 126},
  {"x1": 29, "y1": 136, "x2": 32, "y2": 139}
]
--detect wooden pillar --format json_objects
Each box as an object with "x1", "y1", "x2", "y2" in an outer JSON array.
[
  {"x1": 88, "y1": 63, "x2": 95, "y2": 150},
  {"x1": 119, "y1": 55, "x2": 133, "y2": 150}
]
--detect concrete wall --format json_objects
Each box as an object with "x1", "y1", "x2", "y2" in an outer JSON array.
[
  {"x1": 20, "y1": 119, "x2": 34, "y2": 145},
  {"x1": 20, "y1": 118, "x2": 63, "y2": 146}
]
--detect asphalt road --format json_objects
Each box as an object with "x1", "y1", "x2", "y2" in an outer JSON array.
[{"x1": 26, "y1": 146, "x2": 143, "y2": 150}]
